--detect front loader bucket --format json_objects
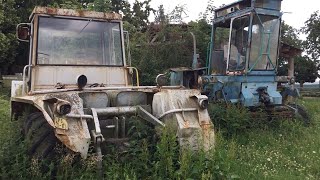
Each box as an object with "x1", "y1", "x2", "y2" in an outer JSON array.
[{"x1": 152, "y1": 89, "x2": 215, "y2": 151}]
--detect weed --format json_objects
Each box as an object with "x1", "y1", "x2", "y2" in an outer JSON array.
[{"x1": 0, "y1": 90, "x2": 320, "y2": 179}]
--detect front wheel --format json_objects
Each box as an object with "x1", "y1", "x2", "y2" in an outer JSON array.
[{"x1": 24, "y1": 112, "x2": 58, "y2": 158}]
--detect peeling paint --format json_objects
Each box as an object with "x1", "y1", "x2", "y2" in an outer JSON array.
[{"x1": 31, "y1": 7, "x2": 122, "y2": 21}]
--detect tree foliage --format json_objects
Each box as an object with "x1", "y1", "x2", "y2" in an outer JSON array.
[
  {"x1": 199, "y1": 0, "x2": 215, "y2": 23},
  {"x1": 278, "y1": 22, "x2": 301, "y2": 76},
  {"x1": 1, "y1": 0, "x2": 318, "y2": 89},
  {"x1": 303, "y1": 11, "x2": 320, "y2": 61},
  {"x1": 167, "y1": 4, "x2": 188, "y2": 24},
  {"x1": 154, "y1": 5, "x2": 167, "y2": 24},
  {"x1": 129, "y1": 0, "x2": 154, "y2": 29},
  {"x1": 0, "y1": 0, "x2": 155, "y2": 75},
  {"x1": 295, "y1": 56, "x2": 318, "y2": 86},
  {"x1": 188, "y1": 19, "x2": 211, "y2": 64},
  {"x1": 278, "y1": 22, "x2": 319, "y2": 85},
  {"x1": 129, "y1": 24, "x2": 194, "y2": 85},
  {"x1": 281, "y1": 21, "x2": 302, "y2": 48},
  {"x1": 0, "y1": 0, "x2": 19, "y2": 74}
]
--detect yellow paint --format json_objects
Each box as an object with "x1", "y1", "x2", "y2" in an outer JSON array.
[{"x1": 54, "y1": 118, "x2": 68, "y2": 130}]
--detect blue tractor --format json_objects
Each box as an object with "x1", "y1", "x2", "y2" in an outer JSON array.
[{"x1": 169, "y1": 0, "x2": 309, "y2": 122}]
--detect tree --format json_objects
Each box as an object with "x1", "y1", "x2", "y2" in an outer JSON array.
[
  {"x1": 154, "y1": 5, "x2": 167, "y2": 24},
  {"x1": 278, "y1": 22, "x2": 302, "y2": 76},
  {"x1": 90, "y1": 0, "x2": 110, "y2": 12},
  {"x1": 188, "y1": 19, "x2": 211, "y2": 65},
  {"x1": 168, "y1": 4, "x2": 188, "y2": 24},
  {"x1": 277, "y1": 21, "x2": 319, "y2": 86},
  {"x1": 281, "y1": 22, "x2": 302, "y2": 48},
  {"x1": 89, "y1": 0, "x2": 155, "y2": 30},
  {"x1": 128, "y1": 0, "x2": 154, "y2": 30},
  {"x1": 199, "y1": 0, "x2": 215, "y2": 23},
  {"x1": 302, "y1": 11, "x2": 320, "y2": 61},
  {"x1": 56, "y1": 0, "x2": 83, "y2": 9},
  {"x1": 295, "y1": 56, "x2": 318, "y2": 87},
  {"x1": 0, "y1": 0, "x2": 20, "y2": 74},
  {"x1": 127, "y1": 5, "x2": 195, "y2": 85}
]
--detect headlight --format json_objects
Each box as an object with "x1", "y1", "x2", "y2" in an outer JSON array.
[
  {"x1": 193, "y1": 95, "x2": 209, "y2": 109},
  {"x1": 56, "y1": 101, "x2": 71, "y2": 115}
]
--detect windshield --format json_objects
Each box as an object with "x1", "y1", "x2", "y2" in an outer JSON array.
[
  {"x1": 37, "y1": 17, "x2": 124, "y2": 66},
  {"x1": 249, "y1": 15, "x2": 280, "y2": 70}
]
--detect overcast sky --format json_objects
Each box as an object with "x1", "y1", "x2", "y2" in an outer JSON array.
[{"x1": 129, "y1": 0, "x2": 320, "y2": 32}]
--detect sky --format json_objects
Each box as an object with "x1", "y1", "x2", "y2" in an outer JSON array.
[{"x1": 128, "y1": 0, "x2": 320, "y2": 33}]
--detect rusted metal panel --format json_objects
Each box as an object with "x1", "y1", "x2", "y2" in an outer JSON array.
[
  {"x1": 12, "y1": 92, "x2": 91, "y2": 158},
  {"x1": 12, "y1": 87, "x2": 215, "y2": 158},
  {"x1": 11, "y1": 81, "x2": 24, "y2": 97},
  {"x1": 31, "y1": 7, "x2": 122, "y2": 21},
  {"x1": 30, "y1": 17, "x2": 38, "y2": 92},
  {"x1": 152, "y1": 89, "x2": 215, "y2": 151},
  {"x1": 108, "y1": 91, "x2": 148, "y2": 106},
  {"x1": 79, "y1": 92, "x2": 109, "y2": 109},
  {"x1": 29, "y1": 86, "x2": 184, "y2": 95},
  {"x1": 44, "y1": 92, "x2": 91, "y2": 158},
  {"x1": 55, "y1": 117, "x2": 91, "y2": 158}
]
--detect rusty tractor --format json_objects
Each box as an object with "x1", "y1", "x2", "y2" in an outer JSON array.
[{"x1": 11, "y1": 7, "x2": 215, "y2": 173}]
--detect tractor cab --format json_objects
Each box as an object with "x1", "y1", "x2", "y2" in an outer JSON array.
[
  {"x1": 209, "y1": 0, "x2": 281, "y2": 76},
  {"x1": 201, "y1": 0, "x2": 285, "y2": 107},
  {"x1": 15, "y1": 7, "x2": 135, "y2": 94}
]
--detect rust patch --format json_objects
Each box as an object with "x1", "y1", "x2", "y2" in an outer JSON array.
[
  {"x1": 31, "y1": 6, "x2": 122, "y2": 21},
  {"x1": 46, "y1": 7, "x2": 57, "y2": 15},
  {"x1": 56, "y1": 134, "x2": 77, "y2": 151},
  {"x1": 183, "y1": 121, "x2": 190, "y2": 128}
]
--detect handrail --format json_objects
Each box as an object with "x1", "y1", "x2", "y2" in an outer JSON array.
[
  {"x1": 126, "y1": 67, "x2": 140, "y2": 87},
  {"x1": 22, "y1": 65, "x2": 32, "y2": 96}
]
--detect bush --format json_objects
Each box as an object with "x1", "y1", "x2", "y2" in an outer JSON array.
[{"x1": 209, "y1": 103, "x2": 251, "y2": 137}]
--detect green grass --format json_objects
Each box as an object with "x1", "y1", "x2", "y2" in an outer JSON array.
[{"x1": 0, "y1": 88, "x2": 319, "y2": 179}]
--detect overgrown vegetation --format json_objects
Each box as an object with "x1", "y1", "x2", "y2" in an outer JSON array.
[{"x1": 1, "y1": 90, "x2": 320, "y2": 179}]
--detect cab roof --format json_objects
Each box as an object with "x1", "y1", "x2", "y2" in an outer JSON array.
[{"x1": 30, "y1": 6, "x2": 122, "y2": 21}]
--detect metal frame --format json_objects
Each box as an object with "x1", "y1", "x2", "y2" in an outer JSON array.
[
  {"x1": 209, "y1": 6, "x2": 282, "y2": 75},
  {"x1": 226, "y1": 13, "x2": 251, "y2": 73}
]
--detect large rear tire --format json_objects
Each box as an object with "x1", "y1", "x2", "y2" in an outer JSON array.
[{"x1": 24, "y1": 112, "x2": 58, "y2": 158}]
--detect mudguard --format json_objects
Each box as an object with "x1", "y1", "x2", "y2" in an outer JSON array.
[{"x1": 152, "y1": 89, "x2": 215, "y2": 151}]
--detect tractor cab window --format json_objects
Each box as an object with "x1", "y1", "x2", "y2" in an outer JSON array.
[
  {"x1": 211, "y1": 15, "x2": 249, "y2": 74},
  {"x1": 249, "y1": 14, "x2": 280, "y2": 71},
  {"x1": 227, "y1": 15, "x2": 250, "y2": 72},
  {"x1": 37, "y1": 17, "x2": 124, "y2": 66}
]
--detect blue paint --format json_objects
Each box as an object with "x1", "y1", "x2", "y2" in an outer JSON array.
[
  {"x1": 169, "y1": 0, "x2": 291, "y2": 108},
  {"x1": 204, "y1": 0, "x2": 284, "y2": 107}
]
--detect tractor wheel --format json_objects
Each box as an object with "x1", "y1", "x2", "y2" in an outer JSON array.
[{"x1": 24, "y1": 112, "x2": 58, "y2": 158}]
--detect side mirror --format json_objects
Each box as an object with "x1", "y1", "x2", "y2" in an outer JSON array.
[{"x1": 16, "y1": 23, "x2": 31, "y2": 42}]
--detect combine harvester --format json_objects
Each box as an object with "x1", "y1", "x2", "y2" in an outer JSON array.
[{"x1": 170, "y1": 0, "x2": 309, "y2": 122}]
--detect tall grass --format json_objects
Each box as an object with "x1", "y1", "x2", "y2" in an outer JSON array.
[{"x1": 0, "y1": 88, "x2": 319, "y2": 179}]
